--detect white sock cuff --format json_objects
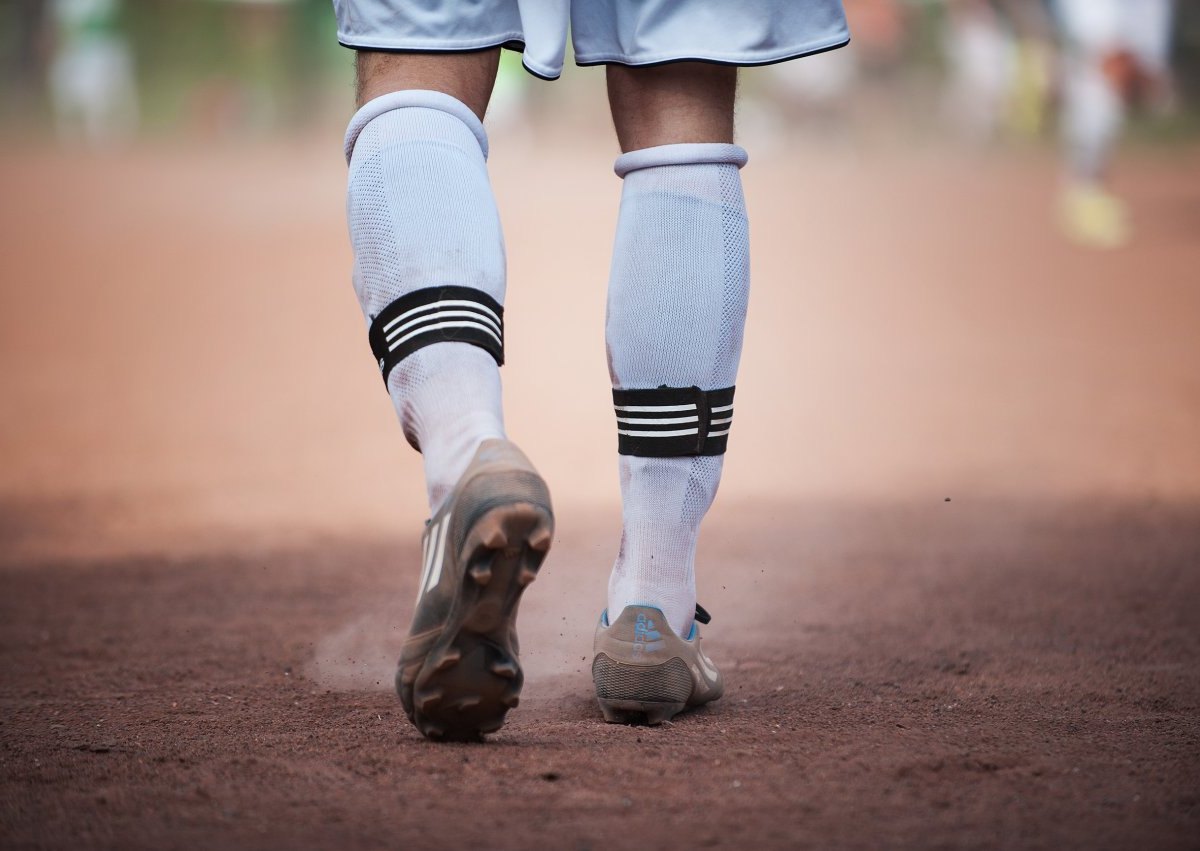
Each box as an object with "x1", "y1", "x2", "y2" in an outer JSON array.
[
  {"x1": 613, "y1": 143, "x2": 748, "y2": 178},
  {"x1": 344, "y1": 90, "x2": 489, "y2": 164}
]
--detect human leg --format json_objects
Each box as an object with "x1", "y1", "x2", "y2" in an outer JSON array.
[
  {"x1": 345, "y1": 52, "x2": 553, "y2": 739},
  {"x1": 606, "y1": 62, "x2": 736, "y2": 153},
  {"x1": 355, "y1": 50, "x2": 499, "y2": 113},
  {"x1": 347, "y1": 51, "x2": 506, "y2": 513},
  {"x1": 591, "y1": 63, "x2": 748, "y2": 723}
]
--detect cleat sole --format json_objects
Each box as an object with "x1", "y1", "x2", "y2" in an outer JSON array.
[
  {"x1": 476, "y1": 718, "x2": 504, "y2": 735},
  {"x1": 431, "y1": 648, "x2": 461, "y2": 673},
  {"x1": 527, "y1": 524, "x2": 552, "y2": 553},
  {"x1": 481, "y1": 524, "x2": 508, "y2": 550},
  {"x1": 401, "y1": 497, "x2": 553, "y2": 741},
  {"x1": 415, "y1": 689, "x2": 444, "y2": 713},
  {"x1": 490, "y1": 660, "x2": 518, "y2": 679},
  {"x1": 598, "y1": 698, "x2": 686, "y2": 726}
]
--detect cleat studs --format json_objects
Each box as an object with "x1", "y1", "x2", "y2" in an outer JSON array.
[
  {"x1": 469, "y1": 564, "x2": 493, "y2": 586},
  {"x1": 432, "y1": 649, "x2": 461, "y2": 673},
  {"x1": 527, "y1": 525, "x2": 552, "y2": 553},
  {"x1": 482, "y1": 525, "x2": 508, "y2": 549},
  {"x1": 422, "y1": 724, "x2": 445, "y2": 740},
  {"x1": 453, "y1": 696, "x2": 481, "y2": 711},
  {"x1": 643, "y1": 703, "x2": 684, "y2": 726},
  {"x1": 477, "y1": 719, "x2": 504, "y2": 735},
  {"x1": 517, "y1": 565, "x2": 538, "y2": 586},
  {"x1": 415, "y1": 689, "x2": 444, "y2": 713},
  {"x1": 501, "y1": 693, "x2": 520, "y2": 709},
  {"x1": 490, "y1": 660, "x2": 519, "y2": 679}
]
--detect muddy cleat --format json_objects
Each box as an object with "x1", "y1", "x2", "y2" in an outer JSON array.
[
  {"x1": 396, "y1": 439, "x2": 553, "y2": 741},
  {"x1": 591, "y1": 604, "x2": 723, "y2": 725}
]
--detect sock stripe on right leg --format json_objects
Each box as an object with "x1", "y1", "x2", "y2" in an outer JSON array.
[{"x1": 611, "y1": 385, "x2": 735, "y2": 456}]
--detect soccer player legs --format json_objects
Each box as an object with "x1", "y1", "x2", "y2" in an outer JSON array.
[
  {"x1": 345, "y1": 50, "x2": 553, "y2": 741},
  {"x1": 590, "y1": 63, "x2": 747, "y2": 725},
  {"x1": 334, "y1": 0, "x2": 849, "y2": 736}
]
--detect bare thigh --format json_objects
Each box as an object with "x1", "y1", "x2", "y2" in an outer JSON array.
[
  {"x1": 355, "y1": 50, "x2": 501, "y2": 118},
  {"x1": 606, "y1": 62, "x2": 737, "y2": 152}
]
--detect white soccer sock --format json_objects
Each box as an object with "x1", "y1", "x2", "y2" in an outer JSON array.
[
  {"x1": 345, "y1": 91, "x2": 507, "y2": 513},
  {"x1": 605, "y1": 143, "x2": 750, "y2": 639}
]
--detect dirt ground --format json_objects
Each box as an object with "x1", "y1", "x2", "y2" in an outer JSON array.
[{"x1": 1, "y1": 131, "x2": 1198, "y2": 849}]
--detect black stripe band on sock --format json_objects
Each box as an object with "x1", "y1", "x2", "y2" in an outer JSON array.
[
  {"x1": 612, "y1": 385, "x2": 735, "y2": 457},
  {"x1": 368, "y1": 286, "x2": 504, "y2": 385}
]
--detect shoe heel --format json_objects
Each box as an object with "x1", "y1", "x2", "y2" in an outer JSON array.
[
  {"x1": 592, "y1": 653, "x2": 693, "y2": 725},
  {"x1": 598, "y1": 698, "x2": 686, "y2": 726}
]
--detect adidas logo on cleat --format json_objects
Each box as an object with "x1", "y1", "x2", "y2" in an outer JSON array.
[{"x1": 633, "y1": 612, "x2": 666, "y2": 655}]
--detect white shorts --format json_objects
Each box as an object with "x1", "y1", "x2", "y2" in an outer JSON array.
[{"x1": 333, "y1": 0, "x2": 850, "y2": 80}]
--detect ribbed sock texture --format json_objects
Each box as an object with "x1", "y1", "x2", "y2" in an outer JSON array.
[
  {"x1": 606, "y1": 147, "x2": 750, "y2": 638},
  {"x1": 347, "y1": 99, "x2": 506, "y2": 513}
]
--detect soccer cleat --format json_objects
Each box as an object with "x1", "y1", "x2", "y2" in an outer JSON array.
[
  {"x1": 1059, "y1": 183, "x2": 1130, "y2": 250},
  {"x1": 591, "y1": 603, "x2": 723, "y2": 725},
  {"x1": 396, "y1": 439, "x2": 553, "y2": 741}
]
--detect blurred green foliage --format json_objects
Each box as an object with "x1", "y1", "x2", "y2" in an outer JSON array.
[
  {"x1": 122, "y1": 0, "x2": 350, "y2": 130},
  {"x1": 1, "y1": 0, "x2": 352, "y2": 134},
  {"x1": 2, "y1": 0, "x2": 1199, "y2": 138}
]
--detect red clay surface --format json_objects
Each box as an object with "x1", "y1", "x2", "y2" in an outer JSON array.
[{"x1": 1, "y1": 130, "x2": 1199, "y2": 849}]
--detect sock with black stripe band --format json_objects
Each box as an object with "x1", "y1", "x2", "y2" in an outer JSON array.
[
  {"x1": 605, "y1": 142, "x2": 751, "y2": 639},
  {"x1": 345, "y1": 91, "x2": 507, "y2": 514}
]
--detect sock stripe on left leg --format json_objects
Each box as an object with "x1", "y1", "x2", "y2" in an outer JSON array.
[{"x1": 368, "y1": 285, "x2": 505, "y2": 385}]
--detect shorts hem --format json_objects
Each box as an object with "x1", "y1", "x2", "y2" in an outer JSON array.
[
  {"x1": 519, "y1": 57, "x2": 561, "y2": 81},
  {"x1": 337, "y1": 32, "x2": 526, "y2": 54},
  {"x1": 573, "y1": 32, "x2": 851, "y2": 70}
]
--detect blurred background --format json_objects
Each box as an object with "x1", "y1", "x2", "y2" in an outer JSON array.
[{"x1": 1, "y1": 0, "x2": 1198, "y2": 561}]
